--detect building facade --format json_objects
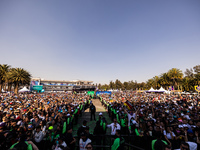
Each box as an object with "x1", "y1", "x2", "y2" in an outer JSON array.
[{"x1": 31, "y1": 78, "x2": 96, "y2": 92}]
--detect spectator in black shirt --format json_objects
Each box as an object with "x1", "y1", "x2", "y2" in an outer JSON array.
[
  {"x1": 65, "y1": 126, "x2": 76, "y2": 150},
  {"x1": 90, "y1": 103, "x2": 96, "y2": 121},
  {"x1": 77, "y1": 120, "x2": 88, "y2": 139}
]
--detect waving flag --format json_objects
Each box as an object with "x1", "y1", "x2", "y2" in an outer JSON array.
[{"x1": 124, "y1": 101, "x2": 133, "y2": 110}]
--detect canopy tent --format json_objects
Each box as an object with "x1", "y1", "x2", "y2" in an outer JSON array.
[
  {"x1": 165, "y1": 90, "x2": 171, "y2": 94},
  {"x1": 148, "y1": 87, "x2": 156, "y2": 92},
  {"x1": 1, "y1": 89, "x2": 6, "y2": 93},
  {"x1": 147, "y1": 87, "x2": 167, "y2": 93},
  {"x1": 18, "y1": 87, "x2": 30, "y2": 93},
  {"x1": 158, "y1": 87, "x2": 167, "y2": 93}
]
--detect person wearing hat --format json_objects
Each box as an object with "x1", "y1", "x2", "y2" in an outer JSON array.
[
  {"x1": 185, "y1": 128, "x2": 196, "y2": 143},
  {"x1": 89, "y1": 103, "x2": 96, "y2": 121},
  {"x1": 46, "y1": 125, "x2": 55, "y2": 150}
]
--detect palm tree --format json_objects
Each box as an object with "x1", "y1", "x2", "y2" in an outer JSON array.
[
  {"x1": 5, "y1": 69, "x2": 13, "y2": 92},
  {"x1": 0, "y1": 64, "x2": 10, "y2": 93},
  {"x1": 10, "y1": 68, "x2": 31, "y2": 94},
  {"x1": 167, "y1": 68, "x2": 183, "y2": 90},
  {"x1": 159, "y1": 73, "x2": 170, "y2": 89},
  {"x1": 146, "y1": 78, "x2": 154, "y2": 89}
]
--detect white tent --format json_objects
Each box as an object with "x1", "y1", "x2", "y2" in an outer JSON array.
[
  {"x1": 158, "y1": 87, "x2": 167, "y2": 92},
  {"x1": 1, "y1": 89, "x2": 5, "y2": 93},
  {"x1": 18, "y1": 87, "x2": 30, "y2": 93},
  {"x1": 148, "y1": 87, "x2": 156, "y2": 92},
  {"x1": 165, "y1": 90, "x2": 171, "y2": 94}
]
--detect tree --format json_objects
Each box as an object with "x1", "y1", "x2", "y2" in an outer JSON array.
[
  {"x1": 123, "y1": 82, "x2": 129, "y2": 90},
  {"x1": 115, "y1": 79, "x2": 123, "y2": 90},
  {"x1": 193, "y1": 65, "x2": 200, "y2": 74},
  {"x1": 10, "y1": 68, "x2": 31, "y2": 94},
  {"x1": 146, "y1": 79, "x2": 154, "y2": 89},
  {"x1": 109, "y1": 81, "x2": 116, "y2": 89},
  {"x1": 167, "y1": 68, "x2": 183, "y2": 89},
  {"x1": 193, "y1": 65, "x2": 200, "y2": 85},
  {"x1": 0, "y1": 64, "x2": 10, "y2": 93},
  {"x1": 185, "y1": 68, "x2": 194, "y2": 78},
  {"x1": 159, "y1": 73, "x2": 170, "y2": 89},
  {"x1": 194, "y1": 73, "x2": 200, "y2": 85},
  {"x1": 182, "y1": 77, "x2": 195, "y2": 91},
  {"x1": 100, "y1": 84, "x2": 109, "y2": 90},
  {"x1": 153, "y1": 76, "x2": 160, "y2": 89},
  {"x1": 98, "y1": 83, "x2": 101, "y2": 89}
]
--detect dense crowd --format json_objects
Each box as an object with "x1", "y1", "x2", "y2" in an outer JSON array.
[
  {"x1": 0, "y1": 91, "x2": 200, "y2": 150},
  {"x1": 99, "y1": 92, "x2": 200, "y2": 150},
  {"x1": 0, "y1": 92, "x2": 91, "y2": 150}
]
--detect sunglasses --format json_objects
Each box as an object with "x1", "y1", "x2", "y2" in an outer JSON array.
[{"x1": 86, "y1": 147, "x2": 92, "y2": 149}]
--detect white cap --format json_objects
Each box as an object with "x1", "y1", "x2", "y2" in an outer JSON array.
[
  {"x1": 132, "y1": 120, "x2": 137, "y2": 124},
  {"x1": 178, "y1": 125, "x2": 183, "y2": 128},
  {"x1": 99, "y1": 112, "x2": 103, "y2": 116},
  {"x1": 67, "y1": 113, "x2": 70, "y2": 117},
  {"x1": 183, "y1": 124, "x2": 188, "y2": 128},
  {"x1": 17, "y1": 121, "x2": 22, "y2": 125}
]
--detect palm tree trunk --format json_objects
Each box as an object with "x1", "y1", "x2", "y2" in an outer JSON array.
[
  {"x1": 8, "y1": 83, "x2": 12, "y2": 92},
  {"x1": 14, "y1": 83, "x2": 19, "y2": 94}
]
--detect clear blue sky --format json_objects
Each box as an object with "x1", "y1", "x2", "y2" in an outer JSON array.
[{"x1": 0, "y1": 0, "x2": 200, "y2": 84}]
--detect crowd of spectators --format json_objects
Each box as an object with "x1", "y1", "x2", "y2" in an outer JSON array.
[
  {"x1": 0, "y1": 91, "x2": 200, "y2": 150},
  {"x1": 0, "y1": 92, "x2": 91, "y2": 150},
  {"x1": 99, "y1": 92, "x2": 200, "y2": 150}
]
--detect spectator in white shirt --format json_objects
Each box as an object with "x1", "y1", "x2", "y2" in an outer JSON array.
[
  {"x1": 79, "y1": 132, "x2": 92, "y2": 150},
  {"x1": 163, "y1": 126, "x2": 176, "y2": 147},
  {"x1": 107, "y1": 118, "x2": 121, "y2": 136},
  {"x1": 54, "y1": 137, "x2": 67, "y2": 150},
  {"x1": 33, "y1": 126, "x2": 45, "y2": 149}
]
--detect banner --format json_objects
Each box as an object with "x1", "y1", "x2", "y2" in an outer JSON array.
[
  {"x1": 124, "y1": 101, "x2": 133, "y2": 110},
  {"x1": 195, "y1": 86, "x2": 200, "y2": 92},
  {"x1": 96, "y1": 91, "x2": 112, "y2": 96},
  {"x1": 87, "y1": 91, "x2": 95, "y2": 96}
]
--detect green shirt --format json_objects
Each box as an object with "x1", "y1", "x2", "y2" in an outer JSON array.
[
  {"x1": 120, "y1": 119, "x2": 126, "y2": 127},
  {"x1": 111, "y1": 137, "x2": 125, "y2": 150},
  {"x1": 10, "y1": 141, "x2": 32, "y2": 150}
]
